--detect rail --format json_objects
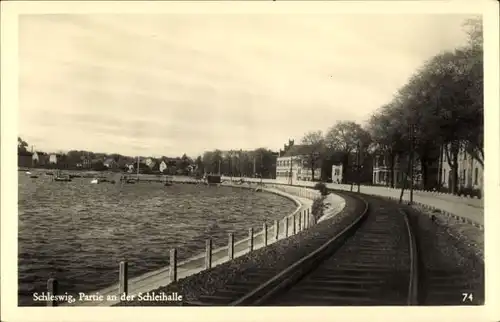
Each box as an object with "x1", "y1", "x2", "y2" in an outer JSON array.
[
  {"x1": 230, "y1": 192, "x2": 370, "y2": 306},
  {"x1": 230, "y1": 192, "x2": 420, "y2": 306}
]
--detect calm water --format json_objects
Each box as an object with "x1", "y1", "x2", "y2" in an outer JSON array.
[{"x1": 18, "y1": 170, "x2": 296, "y2": 306}]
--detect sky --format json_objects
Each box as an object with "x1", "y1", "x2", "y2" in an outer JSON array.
[{"x1": 18, "y1": 13, "x2": 474, "y2": 158}]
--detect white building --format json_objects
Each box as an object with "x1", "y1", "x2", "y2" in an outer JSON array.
[
  {"x1": 275, "y1": 144, "x2": 321, "y2": 182},
  {"x1": 49, "y1": 154, "x2": 58, "y2": 164},
  {"x1": 331, "y1": 164, "x2": 343, "y2": 183},
  {"x1": 437, "y1": 144, "x2": 483, "y2": 194},
  {"x1": 159, "y1": 160, "x2": 167, "y2": 173}
]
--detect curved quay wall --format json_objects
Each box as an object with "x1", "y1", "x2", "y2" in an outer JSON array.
[
  {"x1": 51, "y1": 180, "x2": 346, "y2": 307},
  {"x1": 231, "y1": 177, "x2": 484, "y2": 230}
]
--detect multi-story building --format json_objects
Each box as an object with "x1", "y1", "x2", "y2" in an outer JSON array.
[
  {"x1": 372, "y1": 153, "x2": 422, "y2": 187},
  {"x1": 437, "y1": 144, "x2": 483, "y2": 194},
  {"x1": 275, "y1": 139, "x2": 321, "y2": 182}
]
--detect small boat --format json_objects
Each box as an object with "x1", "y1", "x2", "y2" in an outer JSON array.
[
  {"x1": 90, "y1": 178, "x2": 99, "y2": 184},
  {"x1": 126, "y1": 179, "x2": 137, "y2": 184},
  {"x1": 26, "y1": 171, "x2": 32, "y2": 175},
  {"x1": 54, "y1": 176, "x2": 72, "y2": 182},
  {"x1": 30, "y1": 175, "x2": 39, "y2": 179},
  {"x1": 54, "y1": 171, "x2": 72, "y2": 182},
  {"x1": 46, "y1": 172, "x2": 54, "y2": 176},
  {"x1": 164, "y1": 181, "x2": 173, "y2": 186}
]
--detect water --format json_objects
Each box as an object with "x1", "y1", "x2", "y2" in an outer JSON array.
[{"x1": 18, "y1": 171, "x2": 296, "y2": 306}]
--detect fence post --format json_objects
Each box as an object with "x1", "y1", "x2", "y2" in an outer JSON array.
[
  {"x1": 47, "y1": 278, "x2": 58, "y2": 307},
  {"x1": 119, "y1": 261, "x2": 128, "y2": 296},
  {"x1": 298, "y1": 211, "x2": 302, "y2": 231},
  {"x1": 169, "y1": 249, "x2": 177, "y2": 282},
  {"x1": 285, "y1": 217, "x2": 289, "y2": 237},
  {"x1": 228, "y1": 233, "x2": 234, "y2": 260},
  {"x1": 292, "y1": 214, "x2": 296, "y2": 235},
  {"x1": 263, "y1": 223, "x2": 268, "y2": 246},
  {"x1": 248, "y1": 227, "x2": 254, "y2": 251},
  {"x1": 205, "y1": 239, "x2": 212, "y2": 269},
  {"x1": 274, "y1": 219, "x2": 279, "y2": 241}
]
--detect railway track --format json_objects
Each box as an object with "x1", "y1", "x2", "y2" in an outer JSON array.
[{"x1": 184, "y1": 192, "x2": 418, "y2": 306}]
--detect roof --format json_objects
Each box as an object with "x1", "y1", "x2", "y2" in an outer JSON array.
[{"x1": 280, "y1": 145, "x2": 311, "y2": 157}]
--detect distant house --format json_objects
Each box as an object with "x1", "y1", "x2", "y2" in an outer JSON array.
[
  {"x1": 80, "y1": 156, "x2": 92, "y2": 169},
  {"x1": 145, "y1": 157, "x2": 157, "y2": 169},
  {"x1": 49, "y1": 154, "x2": 58, "y2": 164},
  {"x1": 32, "y1": 151, "x2": 49, "y2": 167},
  {"x1": 159, "y1": 160, "x2": 167, "y2": 173},
  {"x1": 126, "y1": 164, "x2": 135, "y2": 173},
  {"x1": 103, "y1": 158, "x2": 118, "y2": 170},
  {"x1": 18, "y1": 151, "x2": 33, "y2": 168}
]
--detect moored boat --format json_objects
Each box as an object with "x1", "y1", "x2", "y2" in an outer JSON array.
[
  {"x1": 54, "y1": 171, "x2": 72, "y2": 182},
  {"x1": 54, "y1": 176, "x2": 72, "y2": 182}
]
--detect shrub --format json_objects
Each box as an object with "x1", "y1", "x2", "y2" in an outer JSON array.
[
  {"x1": 311, "y1": 197, "x2": 326, "y2": 221},
  {"x1": 458, "y1": 187, "x2": 482, "y2": 198},
  {"x1": 314, "y1": 182, "x2": 328, "y2": 196}
]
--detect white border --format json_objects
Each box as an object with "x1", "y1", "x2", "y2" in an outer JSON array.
[{"x1": 1, "y1": 1, "x2": 499, "y2": 322}]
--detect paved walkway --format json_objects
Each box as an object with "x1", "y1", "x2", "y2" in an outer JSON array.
[
  {"x1": 69, "y1": 184, "x2": 337, "y2": 307},
  {"x1": 224, "y1": 177, "x2": 484, "y2": 226}
]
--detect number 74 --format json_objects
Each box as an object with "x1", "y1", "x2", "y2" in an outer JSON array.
[{"x1": 462, "y1": 293, "x2": 473, "y2": 302}]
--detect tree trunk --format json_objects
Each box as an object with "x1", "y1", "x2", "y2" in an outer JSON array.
[
  {"x1": 445, "y1": 143, "x2": 460, "y2": 194},
  {"x1": 451, "y1": 150, "x2": 459, "y2": 194},
  {"x1": 420, "y1": 158, "x2": 428, "y2": 190},
  {"x1": 390, "y1": 153, "x2": 395, "y2": 188},
  {"x1": 399, "y1": 155, "x2": 412, "y2": 204}
]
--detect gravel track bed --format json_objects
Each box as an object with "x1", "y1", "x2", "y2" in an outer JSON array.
[
  {"x1": 114, "y1": 192, "x2": 364, "y2": 306},
  {"x1": 403, "y1": 202, "x2": 484, "y2": 305},
  {"x1": 412, "y1": 205, "x2": 484, "y2": 262}
]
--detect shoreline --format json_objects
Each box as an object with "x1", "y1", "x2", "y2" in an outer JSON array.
[{"x1": 60, "y1": 184, "x2": 330, "y2": 307}]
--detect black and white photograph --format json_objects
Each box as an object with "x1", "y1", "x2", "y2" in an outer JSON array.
[{"x1": 1, "y1": 1, "x2": 499, "y2": 321}]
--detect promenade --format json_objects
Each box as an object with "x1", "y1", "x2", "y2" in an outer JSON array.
[
  {"x1": 223, "y1": 177, "x2": 484, "y2": 227},
  {"x1": 71, "y1": 183, "x2": 344, "y2": 307}
]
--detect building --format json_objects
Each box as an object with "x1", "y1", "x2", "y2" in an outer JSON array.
[
  {"x1": 32, "y1": 151, "x2": 49, "y2": 167},
  {"x1": 437, "y1": 144, "x2": 483, "y2": 195},
  {"x1": 81, "y1": 155, "x2": 93, "y2": 169},
  {"x1": 372, "y1": 153, "x2": 421, "y2": 187},
  {"x1": 275, "y1": 140, "x2": 321, "y2": 182},
  {"x1": 18, "y1": 151, "x2": 33, "y2": 168},
  {"x1": 159, "y1": 160, "x2": 167, "y2": 173},
  {"x1": 145, "y1": 157, "x2": 157, "y2": 169},
  {"x1": 48, "y1": 154, "x2": 58, "y2": 164},
  {"x1": 331, "y1": 164, "x2": 343, "y2": 183},
  {"x1": 103, "y1": 158, "x2": 118, "y2": 170}
]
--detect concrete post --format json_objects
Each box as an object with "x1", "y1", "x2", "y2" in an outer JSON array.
[
  {"x1": 119, "y1": 261, "x2": 128, "y2": 296},
  {"x1": 169, "y1": 249, "x2": 177, "y2": 282}
]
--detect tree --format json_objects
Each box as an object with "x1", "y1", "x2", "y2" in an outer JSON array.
[
  {"x1": 367, "y1": 19, "x2": 483, "y2": 193},
  {"x1": 195, "y1": 156, "x2": 204, "y2": 175},
  {"x1": 18, "y1": 137, "x2": 28, "y2": 153},
  {"x1": 325, "y1": 121, "x2": 371, "y2": 183},
  {"x1": 301, "y1": 131, "x2": 325, "y2": 181}
]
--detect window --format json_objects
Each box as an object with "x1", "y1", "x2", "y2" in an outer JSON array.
[{"x1": 474, "y1": 168, "x2": 478, "y2": 185}]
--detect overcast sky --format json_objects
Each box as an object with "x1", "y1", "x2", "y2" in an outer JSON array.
[{"x1": 18, "y1": 13, "x2": 473, "y2": 158}]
